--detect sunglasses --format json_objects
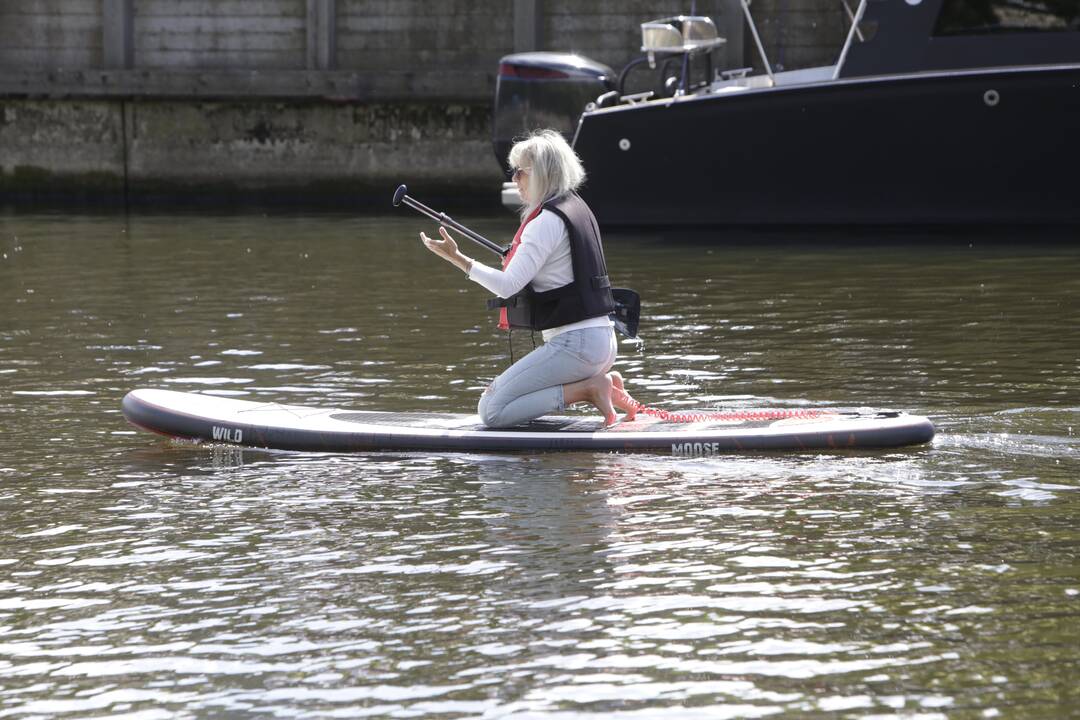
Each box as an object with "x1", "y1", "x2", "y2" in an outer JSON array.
[{"x1": 511, "y1": 166, "x2": 532, "y2": 181}]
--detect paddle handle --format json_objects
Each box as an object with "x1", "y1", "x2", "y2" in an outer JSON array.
[{"x1": 393, "y1": 184, "x2": 508, "y2": 258}]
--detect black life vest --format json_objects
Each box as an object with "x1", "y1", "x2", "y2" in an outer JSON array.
[{"x1": 488, "y1": 192, "x2": 617, "y2": 332}]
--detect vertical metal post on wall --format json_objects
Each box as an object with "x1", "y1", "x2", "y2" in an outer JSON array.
[
  {"x1": 513, "y1": 0, "x2": 542, "y2": 53},
  {"x1": 103, "y1": 0, "x2": 134, "y2": 69},
  {"x1": 307, "y1": 0, "x2": 337, "y2": 70}
]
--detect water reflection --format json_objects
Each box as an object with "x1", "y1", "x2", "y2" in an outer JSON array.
[
  {"x1": 1, "y1": 209, "x2": 1078, "y2": 716},
  {"x1": 2, "y1": 441, "x2": 1079, "y2": 715}
]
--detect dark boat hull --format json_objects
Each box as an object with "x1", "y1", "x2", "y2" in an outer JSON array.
[{"x1": 573, "y1": 65, "x2": 1080, "y2": 226}]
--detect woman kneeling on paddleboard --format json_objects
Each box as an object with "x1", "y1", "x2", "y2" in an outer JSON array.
[{"x1": 420, "y1": 129, "x2": 637, "y2": 428}]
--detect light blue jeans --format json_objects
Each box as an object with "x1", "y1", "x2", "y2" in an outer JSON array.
[{"x1": 478, "y1": 326, "x2": 618, "y2": 428}]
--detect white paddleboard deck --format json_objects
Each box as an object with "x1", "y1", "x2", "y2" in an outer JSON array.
[{"x1": 122, "y1": 389, "x2": 935, "y2": 454}]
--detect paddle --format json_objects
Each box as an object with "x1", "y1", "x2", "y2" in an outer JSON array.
[
  {"x1": 392, "y1": 184, "x2": 507, "y2": 258},
  {"x1": 393, "y1": 184, "x2": 640, "y2": 338}
]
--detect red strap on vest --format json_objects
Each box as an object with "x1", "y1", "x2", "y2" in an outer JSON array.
[{"x1": 498, "y1": 206, "x2": 543, "y2": 331}]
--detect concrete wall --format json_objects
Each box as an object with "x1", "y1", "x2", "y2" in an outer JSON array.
[
  {"x1": 0, "y1": 0, "x2": 847, "y2": 90},
  {"x1": 0, "y1": 0, "x2": 103, "y2": 69},
  {"x1": 134, "y1": 0, "x2": 308, "y2": 70},
  {"x1": 0, "y1": 98, "x2": 495, "y2": 202},
  {"x1": 0, "y1": 0, "x2": 849, "y2": 202},
  {"x1": 0, "y1": 100, "x2": 124, "y2": 196},
  {"x1": 753, "y1": 0, "x2": 849, "y2": 71},
  {"x1": 337, "y1": 1, "x2": 514, "y2": 70}
]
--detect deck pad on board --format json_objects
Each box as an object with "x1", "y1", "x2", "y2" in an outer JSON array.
[{"x1": 326, "y1": 411, "x2": 888, "y2": 433}]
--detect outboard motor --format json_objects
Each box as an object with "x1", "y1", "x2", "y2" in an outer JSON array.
[{"x1": 492, "y1": 52, "x2": 615, "y2": 175}]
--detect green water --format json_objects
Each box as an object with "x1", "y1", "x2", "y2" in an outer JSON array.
[{"x1": 1, "y1": 209, "x2": 1078, "y2": 718}]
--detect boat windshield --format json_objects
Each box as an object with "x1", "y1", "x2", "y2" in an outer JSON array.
[{"x1": 933, "y1": 0, "x2": 1079, "y2": 35}]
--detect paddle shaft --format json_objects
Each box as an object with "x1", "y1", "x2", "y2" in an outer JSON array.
[
  {"x1": 396, "y1": 190, "x2": 508, "y2": 258},
  {"x1": 393, "y1": 184, "x2": 642, "y2": 340}
]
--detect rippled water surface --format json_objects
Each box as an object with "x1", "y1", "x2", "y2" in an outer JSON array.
[{"x1": 1, "y1": 209, "x2": 1078, "y2": 718}]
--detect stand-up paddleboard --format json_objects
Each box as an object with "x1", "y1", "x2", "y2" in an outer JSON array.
[{"x1": 122, "y1": 389, "x2": 934, "y2": 455}]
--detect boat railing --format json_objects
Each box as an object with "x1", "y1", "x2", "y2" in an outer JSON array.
[
  {"x1": 719, "y1": 67, "x2": 755, "y2": 80},
  {"x1": 611, "y1": 0, "x2": 854, "y2": 107},
  {"x1": 619, "y1": 91, "x2": 656, "y2": 104},
  {"x1": 841, "y1": 0, "x2": 867, "y2": 42},
  {"x1": 738, "y1": 0, "x2": 776, "y2": 86},
  {"x1": 833, "y1": 0, "x2": 869, "y2": 79}
]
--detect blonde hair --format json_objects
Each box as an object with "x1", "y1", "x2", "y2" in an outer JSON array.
[{"x1": 507, "y1": 129, "x2": 586, "y2": 218}]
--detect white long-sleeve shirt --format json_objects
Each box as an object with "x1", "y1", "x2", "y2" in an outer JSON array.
[{"x1": 467, "y1": 209, "x2": 612, "y2": 341}]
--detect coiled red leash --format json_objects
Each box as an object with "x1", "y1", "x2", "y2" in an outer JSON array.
[{"x1": 611, "y1": 388, "x2": 832, "y2": 424}]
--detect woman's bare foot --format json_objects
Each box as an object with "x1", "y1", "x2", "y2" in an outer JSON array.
[
  {"x1": 608, "y1": 371, "x2": 638, "y2": 421},
  {"x1": 563, "y1": 373, "x2": 617, "y2": 426}
]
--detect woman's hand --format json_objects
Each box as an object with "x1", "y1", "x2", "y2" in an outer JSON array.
[
  {"x1": 421, "y1": 226, "x2": 459, "y2": 260},
  {"x1": 421, "y1": 226, "x2": 472, "y2": 274}
]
